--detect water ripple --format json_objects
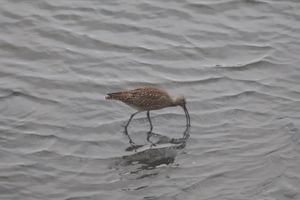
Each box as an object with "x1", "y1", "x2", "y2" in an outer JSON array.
[{"x1": 1, "y1": 0, "x2": 300, "y2": 199}]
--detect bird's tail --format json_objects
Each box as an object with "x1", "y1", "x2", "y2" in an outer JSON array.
[{"x1": 105, "y1": 92, "x2": 123, "y2": 100}]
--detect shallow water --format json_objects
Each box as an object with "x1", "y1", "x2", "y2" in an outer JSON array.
[{"x1": 1, "y1": 0, "x2": 300, "y2": 199}]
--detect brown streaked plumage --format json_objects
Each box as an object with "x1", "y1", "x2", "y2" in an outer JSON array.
[{"x1": 105, "y1": 87, "x2": 191, "y2": 145}]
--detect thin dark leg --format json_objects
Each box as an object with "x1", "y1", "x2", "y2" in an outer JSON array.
[
  {"x1": 183, "y1": 105, "x2": 191, "y2": 127},
  {"x1": 146, "y1": 111, "x2": 156, "y2": 146},
  {"x1": 124, "y1": 111, "x2": 139, "y2": 145},
  {"x1": 146, "y1": 111, "x2": 153, "y2": 132}
]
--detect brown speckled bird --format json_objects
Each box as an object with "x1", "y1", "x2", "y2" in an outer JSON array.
[{"x1": 105, "y1": 87, "x2": 191, "y2": 145}]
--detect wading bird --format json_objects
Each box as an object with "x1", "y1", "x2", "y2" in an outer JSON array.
[{"x1": 105, "y1": 87, "x2": 191, "y2": 145}]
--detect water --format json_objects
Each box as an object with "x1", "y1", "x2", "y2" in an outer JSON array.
[{"x1": 1, "y1": 0, "x2": 300, "y2": 199}]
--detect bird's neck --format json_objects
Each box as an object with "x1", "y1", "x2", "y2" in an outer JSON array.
[{"x1": 171, "y1": 99, "x2": 179, "y2": 107}]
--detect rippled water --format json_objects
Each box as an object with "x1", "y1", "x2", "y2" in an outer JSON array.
[{"x1": 1, "y1": 0, "x2": 300, "y2": 199}]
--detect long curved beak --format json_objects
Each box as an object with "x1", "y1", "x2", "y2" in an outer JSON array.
[{"x1": 182, "y1": 104, "x2": 191, "y2": 127}]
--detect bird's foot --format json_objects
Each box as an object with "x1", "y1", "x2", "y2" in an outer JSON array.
[
  {"x1": 129, "y1": 140, "x2": 136, "y2": 146},
  {"x1": 126, "y1": 144, "x2": 143, "y2": 151},
  {"x1": 147, "y1": 131, "x2": 156, "y2": 147}
]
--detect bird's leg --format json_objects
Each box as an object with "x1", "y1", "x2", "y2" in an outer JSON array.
[
  {"x1": 124, "y1": 111, "x2": 139, "y2": 146},
  {"x1": 146, "y1": 111, "x2": 156, "y2": 146},
  {"x1": 183, "y1": 125, "x2": 191, "y2": 140},
  {"x1": 124, "y1": 111, "x2": 139, "y2": 131},
  {"x1": 146, "y1": 111, "x2": 153, "y2": 132},
  {"x1": 183, "y1": 105, "x2": 191, "y2": 127},
  {"x1": 125, "y1": 133, "x2": 135, "y2": 146},
  {"x1": 147, "y1": 132, "x2": 156, "y2": 146}
]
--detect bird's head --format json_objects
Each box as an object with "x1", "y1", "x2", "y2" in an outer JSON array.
[{"x1": 173, "y1": 96, "x2": 186, "y2": 107}]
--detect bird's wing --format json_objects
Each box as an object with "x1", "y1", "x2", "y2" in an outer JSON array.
[{"x1": 127, "y1": 88, "x2": 172, "y2": 109}]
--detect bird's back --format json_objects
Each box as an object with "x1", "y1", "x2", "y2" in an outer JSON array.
[{"x1": 106, "y1": 87, "x2": 174, "y2": 111}]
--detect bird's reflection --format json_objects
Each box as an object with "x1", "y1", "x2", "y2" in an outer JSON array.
[
  {"x1": 106, "y1": 86, "x2": 191, "y2": 172},
  {"x1": 126, "y1": 125, "x2": 190, "y2": 151},
  {"x1": 117, "y1": 126, "x2": 191, "y2": 171}
]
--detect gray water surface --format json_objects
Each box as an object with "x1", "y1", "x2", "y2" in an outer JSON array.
[{"x1": 1, "y1": 0, "x2": 300, "y2": 200}]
